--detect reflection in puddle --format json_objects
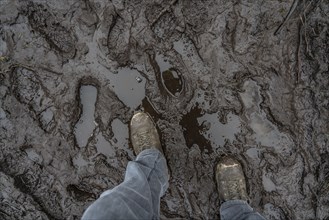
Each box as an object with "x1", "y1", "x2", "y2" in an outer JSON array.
[
  {"x1": 173, "y1": 38, "x2": 192, "y2": 58},
  {"x1": 198, "y1": 112, "x2": 241, "y2": 147},
  {"x1": 85, "y1": 38, "x2": 146, "y2": 109},
  {"x1": 180, "y1": 106, "x2": 212, "y2": 152},
  {"x1": 155, "y1": 54, "x2": 183, "y2": 97},
  {"x1": 161, "y1": 69, "x2": 183, "y2": 97},
  {"x1": 115, "y1": 68, "x2": 145, "y2": 108},
  {"x1": 73, "y1": 119, "x2": 128, "y2": 169},
  {"x1": 94, "y1": 130, "x2": 116, "y2": 157},
  {"x1": 111, "y1": 119, "x2": 129, "y2": 150},
  {"x1": 74, "y1": 85, "x2": 97, "y2": 148},
  {"x1": 107, "y1": 67, "x2": 146, "y2": 109},
  {"x1": 73, "y1": 85, "x2": 126, "y2": 169},
  {"x1": 155, "y1": 53, "x2": 172, "y2": 73}
]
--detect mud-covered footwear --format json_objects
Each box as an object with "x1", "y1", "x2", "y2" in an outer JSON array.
[
  {"x1": 216, "y1": 156, "x2": 249, "y2": 202},
  {"x1": 130, "y1": 112, "x2": 163, "y2": 155}
]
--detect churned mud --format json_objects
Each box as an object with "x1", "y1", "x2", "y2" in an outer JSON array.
[{"x1": 0, "y1": 0, "x2": 329, "y2": 219}]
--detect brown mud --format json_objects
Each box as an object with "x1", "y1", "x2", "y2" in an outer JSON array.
[{"x1": 0, "y1": 0, "x2": 329, "y2": 219}]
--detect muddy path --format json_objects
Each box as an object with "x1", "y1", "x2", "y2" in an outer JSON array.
[{"x1": 0, "y1": 0, "x2": 329, "y2": 219}]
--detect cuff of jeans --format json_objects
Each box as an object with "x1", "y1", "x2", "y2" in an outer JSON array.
[
  {"x1": 221, "y1": 200, "x2": 249, "y2": 210},
  {"x1": 137, "y1": 148, "x2": 162, "y2": 157}
]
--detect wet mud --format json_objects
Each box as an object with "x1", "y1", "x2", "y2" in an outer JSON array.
[{"x1": 0, "y1": 0, "x2": 329, "y2": 219}]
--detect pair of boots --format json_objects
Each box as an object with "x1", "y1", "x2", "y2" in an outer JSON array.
[{"x1": 130, "y1": 112, "x2": 248, "y2": 202}]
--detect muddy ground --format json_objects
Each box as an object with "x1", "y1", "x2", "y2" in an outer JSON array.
[{"x1": 0, "y1": 0, "x2": 329, "y2": 219}]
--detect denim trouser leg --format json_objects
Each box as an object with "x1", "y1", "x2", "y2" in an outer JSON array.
[
  {"x1": 81, "y1": 149, "x2": 169, "y2": 220},
  {"x1": 220, "y1": 200, "x2": 266, "y2": 220}
]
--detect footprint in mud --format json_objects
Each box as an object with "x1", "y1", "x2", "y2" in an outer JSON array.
[
  {"x1": 74, "y1": 85, "x2": 97, "y2": 149},
  {"x1": 161, "y1": 68, "x2": 183, "y2": 97},
  {"x1": 73, "y1": 84, "x2": 129, "y2": 168},
  {"x1": 155, "y1": 54, "x2": 184, "y2": 97},
  {"x1": 22, "y1": 2, "x2": 76, "y2": 58},
  {"x1": 107, "y1": 16, "x2": 130, "y2": 64}
]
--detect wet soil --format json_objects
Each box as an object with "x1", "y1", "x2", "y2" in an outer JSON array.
[{"x1": 1, "y1": 0, "x2": 329, "y2": 219}]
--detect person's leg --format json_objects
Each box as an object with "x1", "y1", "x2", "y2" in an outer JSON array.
[
  {"x1": 82, "y1": 112, "x2": 168, "y2": 219},
  {"x1": 216, "y1": 157, "x2": 266, "y2": 220},
  {"x1": 82, "y1": 148, "x2": 169, "y2": 220},
  {"x1": 220, "y1": 200, "x2": 265, "y2": 220}
]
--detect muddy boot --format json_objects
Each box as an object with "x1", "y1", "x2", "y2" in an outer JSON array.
[
  {"x1": 130, "y1": 112, "x2": 163, "y2": 155},
  {"x1": 216, "y1": 156, "x2": 249, "y2": 202}
]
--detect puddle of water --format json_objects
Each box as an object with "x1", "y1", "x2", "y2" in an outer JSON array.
[
  {"x1": 155, "y1": 53, "x2": 173, "y2": 73},
  {"x1": 173, "y1": 40, "x2": 189, "y2": 57},
  {"x1": 155, "y1": 53, "x2": 183, "y2": 97},
  {"x1": 73, "y1": 85, "x2": 131, "y2": 166},
  {"x1": 94, "y1": 131, "x2": 116, "y2": 157},
  {"x1": 108, "y1": 67, "x2": 146, "y2": 109},
  {"x1": 197, "y1": 112, "x2": 241, "y2": 147},
  {"x1": 179, "y1": 105, "x2": 212, "y2": 153},
  {"x1": 111, "y1": 118, "x2": 129, "y2": 150},
  {"x1": 84, "y1": 40, "x2": 146, "y2": 110},
  {"x1": 161, "y1": 69, "x2": 183, "y2": 97},
  {"x1": 110, "y1": 118, "x2": 135, "y2": 159},
  {"x1": 74, "y1": 85, "x2": 97, "y2": 148}
]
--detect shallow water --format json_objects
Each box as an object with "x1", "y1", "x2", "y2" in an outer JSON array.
[
  {"x1": 94, "y1": 131, "x2": 116, "y2": 157},
  {"x1": 155, "y1": 53, "x2": 173, "y2": 73},
  {"x1": 108, "y1": 67, "x2": 146, "y2": 109},
  {"x1": 74, "y1": 85, "x2": 98, "y2": 148},
  {"x1": 111, "y1": 118, "x2": 129, "y2": 151}
]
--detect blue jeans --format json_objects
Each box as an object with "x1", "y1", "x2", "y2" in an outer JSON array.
[{"x1": 81, "y1": 149, "x2": 265, "y2": 220}]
